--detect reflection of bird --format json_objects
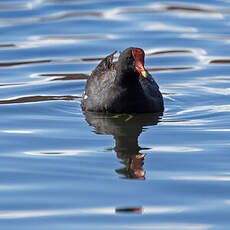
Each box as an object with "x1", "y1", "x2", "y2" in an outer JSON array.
[
  {"x1": 84, "y1": 112, "x2": 160, "y2": 179},
  {"x1": 81, "y1": 47, "x2": 164, "y2": 113},
  {"x1": 116, "y1": 153, "x2": 146, "y2": 180}
]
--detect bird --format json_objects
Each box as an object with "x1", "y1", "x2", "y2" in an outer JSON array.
[{"x1": 81, "y1": 47, "x2": 164, "y2": 113}]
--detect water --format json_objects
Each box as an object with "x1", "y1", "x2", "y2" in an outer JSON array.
[{"x1": 1, "y1": 0, "x2": 230, "y2": 229}]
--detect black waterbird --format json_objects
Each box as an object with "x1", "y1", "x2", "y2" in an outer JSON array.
[{"x1": 81, "y1": 47, "x2": 164, "y2": 113}]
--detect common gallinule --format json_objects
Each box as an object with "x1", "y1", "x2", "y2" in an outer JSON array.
[{"x1": 81, "y1": 47, "x2": 164, "y2": 113}]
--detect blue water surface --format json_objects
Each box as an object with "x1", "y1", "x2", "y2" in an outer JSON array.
[{"x1": 1, "y1": 0, "x2": 230, "y2": 229}]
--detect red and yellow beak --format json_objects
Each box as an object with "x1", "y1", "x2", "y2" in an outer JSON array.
[
  {"x1": 136, "y1": 64, "x2": 147, "y2": 78},
  {"x1": 132, "y1": 48, "x2": 147, "y2": 78},
  {"x1": 140, "y1": 70, "x2": 147, "y2": 78}
]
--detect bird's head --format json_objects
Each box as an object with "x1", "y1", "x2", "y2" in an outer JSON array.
[{"x1": 118, "y1": 47, "x2": 147, "y2": 78}]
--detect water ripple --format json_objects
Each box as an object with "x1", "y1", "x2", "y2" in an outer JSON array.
[
  {"x1": 24, "y1": 149, "x2": 91, "y2": 156},
  {"x1": 0, "y1": 59, "x2": 52, "y2": 67},
  {"x1": 171, "y1": 175, "x2": 230, "y2": 182},
  {"x1": 0, "y1": 95, "x2": 79, "y2": 105},
  {"x1": 147, "y1": 146, "x2": 203, "y2": 153},
  {"x1": 0, "y1": 205, "x2": 187, "y2": 219}
]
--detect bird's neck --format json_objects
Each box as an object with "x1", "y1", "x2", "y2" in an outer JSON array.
[
  {"x1": 115, "y1": 70, "x2": 140, "y2": 88},
  {"x1": 114, "y1": 134, "x2": 140, "y2": 155}
]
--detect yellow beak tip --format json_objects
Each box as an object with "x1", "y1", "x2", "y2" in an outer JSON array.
[{"x1": 141, "y1": 71, "x2": 147, "y2": 78}]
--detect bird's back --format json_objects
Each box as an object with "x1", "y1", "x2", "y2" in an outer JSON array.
[{"x1": 81, "y1": 51, "x2": 118, "y2": 112}]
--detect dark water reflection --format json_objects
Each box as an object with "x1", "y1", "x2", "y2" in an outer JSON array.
[
  {"x1": 0, "y1": 95, "x2": 79, "y2": 104},
  {"x1": 115, "y1": 207, "x2": 142, "y2": 213},
  {"x1": 84, "y1": 112, "x2": 161, "y2": 179}
]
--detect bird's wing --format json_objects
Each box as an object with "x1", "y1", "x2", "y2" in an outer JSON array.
[
  {"x1": 91, "y1": 50, "x2": 117, "y2": 77},
  {"x1": 83, "y1": 51, "x2": 117, "y2": 99}
]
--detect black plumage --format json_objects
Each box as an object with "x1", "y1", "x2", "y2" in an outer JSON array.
[{"x1": 81, "y1": 47, "x2": 164, "y2": 113}]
